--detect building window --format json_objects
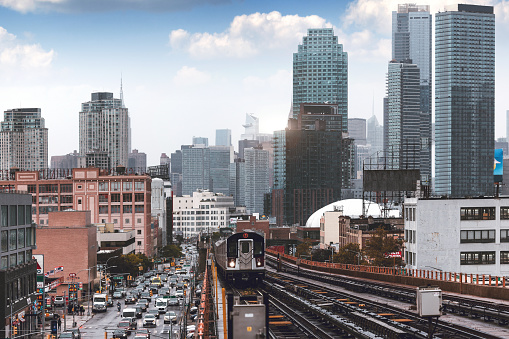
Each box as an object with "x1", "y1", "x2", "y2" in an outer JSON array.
[
  {"x1": 501, "y1": 207, "x2": 509, "y2": 219},
  {"x1": 111, "y1": 206, "x2": 120, "y2": 214},
  {"x1": 135, "y1": 193, "x2": 144, "y2": 202},
  {"x1": 18, "y1": 228, "x2": 25, "y2": 249},
  {"x1": 9, "y1": 230, "x2": 17, "y2": 250},
  {"x1": 1, "y1": 256, "x2": 7, "y2": 269},
  {"x1": 18, "y1": 206, "x2": 25, "y2": 225},
  {"x1": 135, "y1": 182, "x2": 144, "y2": 191},
  {"x1": 501, "y1": 230, "x2": 509, "y2": 243},
  {"x1": 501, "y1": 252, "x2": 509, "y2": 264},
  {"x1": 113, "y1": 219, "x2": 118, "y2": 224},
  {"x1": 9, "y1": 205, "x2": 17, "y2": 226},
  {"x1": 61, "y1": 195, "x2": 73, "y2": 204},
  {"x1": 137, "y1": 218, "x2": 142, "y2": 224},
  {"x1": 123, "y1": 206, "x2": 132, "y2": 213},
  {"x1": 99, "y1": 194, "x2": 108, "y2": 203},
  {"x1": 17, "y1": 251, "x2": 24, "y2": 265},
  {"x1": 460, "y1": 230, "x2": 495, "y2": 243},
  {"x1": 111, "y1": 182, "x2": 121, "y2": 191},
  {"x1": 1, "y1": 231, "x2": 7, "y2": 252},
  {"x1": 98, "y1": 182, "x2": 109, "y2": 191},
  {"x1": 111, "y1": 194, "x2": 121, "y2": 202},
  {"x1": 460, "y1": 207, "x2": 495, "y2": 220},
  {"x1": 460, "y1": 251, "x2": 495, "y2": 265},
  {"x1": 123, "y1": 194, "x2": 132, "y2": 202},
  {"x1": 27, "y1": 185, "x2": 36, "y2": 193},
  {"x1": 135, "y1": 205, "x2": 144, "y2": 213},
  {"x1": 125, "y1": 219, "x2": 130, "y2": 224},
  {"x1": 137, "y1": 241, "x2": 142, "y2": 246},
  {"x1": 99, "y1": 206, "x2": 108, "y2": 214},
  {"x1": 10, "y1": 254, "x2": 16, "y2": 268},
  {"x1": 0, "y1": 206, "x2": 6, "y2": 227},
  {"x1": 137, "y1": 230, "x2": 142, "y2": 235},
  {"x1": 123, "y1": 182, "x2": 132, "y2": 191},
  {"x1": 60, "y1": 184, "x2": 73, "y2": 193}
]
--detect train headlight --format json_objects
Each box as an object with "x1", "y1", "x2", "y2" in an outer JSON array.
[
  {"x1": 256, "y1": 257, "x2": 264, "y2": 267},
  {"x1": 228, "y1": 258, "x2": 236, "y2": 268}
]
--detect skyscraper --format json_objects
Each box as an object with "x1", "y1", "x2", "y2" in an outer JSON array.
[
  {"x1": 391, "y1": 3, "x2": 432, "y2": 184},
  {"x1": 367, "y1": 115, "x2": 384, "y2": 156},
  {"x1": 292, "y1": 28, "x2": 348, "y2": 132},
  {"x1": 348, "y1": 118, "x2": 366, "y2": 145},
  {"x1": 181, "y1": 145, "x2": 210, "y2": 196},
  {"x1": 79, "y1": 92, "x2": 130, "y2": 169},
  {"x1": 0, "y1": 108, "x2": 48, "y2": 171},
  {"x1": 127, "y1": 149, "x2": 147, "y2": 172},
  {"x1": 215, "y1": 129, "x2": 232, "y2": 146},
  {"x1": 209, "y1": 145, "x2": 233, "y2": 195},
  {"x1": 244, "y1": 147, "x2": 270, "y2": 215},
  {"x1": 386, "y1": 61, "x2": 421, "y2": 172},
  {"x1": 435, "y1": 4, "x2": 495, "y2": 197}
]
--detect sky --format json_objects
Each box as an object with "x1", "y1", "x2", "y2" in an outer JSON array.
[{"x1": 0, "y1": 0, "x2": 508, "y2": 166}]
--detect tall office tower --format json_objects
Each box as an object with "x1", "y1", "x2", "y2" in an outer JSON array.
[
  {"x1": 386, "y1": 61, "x2": 421, "y2": 172},
  {"x1": 238, "y1": 139, "x2": 260, "y2": 159},
  {"x1": 127, "y1": 149, "x2": 147, "y2": 172},
  {"x1": 241, "y1": 113, "x2": 259, "y2": 140},
  {"x1": 170, "y1": 150, "x2": 183, "y2": 196},
  {"x1": 292, "y1": 28, "x2": 348, "y2": 132},
  {"x1": 367, "y1": 115, "x2": 384, "y2": 156},
  {"x1": 181, "y1": 145, "x2": 211, "y2": 196},
  {"x1": 0, "y1": 108, "x2": 48, "y2": 171},
  {"x1": 230, "y1": 158, "x2": 245, "y2": 207},
  {"x1": 160, "y1": 153, "x2": 170, "y2": 172},
  {"x1": 209, "y1": 145, "x2": 233, "y2": 195},
  {"x1": 282, "y1": 103, "x2": 353, "y2": 226},
  {"x1": 79, "y1": 92, "x2": 130, "y2": 169},
  {"x1": 244, "y1": 147, "x2": 270, "y2": 215},
  {"x1": 215, "y1": 129, "x2": 232, "y2": 146},
  {"x1": 435, "y1": 4, "x2": 495, "y2": 197},
  {"x1": 192, "y1": 136, "x2": 208, "y2": 147},
  {"x1": 392, "y1": 3, "x2": 432, "y2": 184},
  {"x1": 348, "y1": 118, "x2": 367, "y2": 145}
]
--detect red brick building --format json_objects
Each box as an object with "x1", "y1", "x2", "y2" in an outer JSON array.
[
  {"x1": 33, "y1": 210, "x2": 97, "y2": 298},
  {"x1": 236, "y1": 216, "x2": 269, "y2": 237},
  {"x1": 1, "y1": 168, "x2": 154, "y2": 255}
]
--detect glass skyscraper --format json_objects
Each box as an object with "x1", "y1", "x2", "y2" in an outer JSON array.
[
  {"x1": 292, "y1": 28, "x2": 348, "y2": 132},
  {"x1": 391, "y1": 4, "x2": 432, "y2": 185},
  {"x1": 435, "y1": 4, "x2": 495, "y2": 197}
]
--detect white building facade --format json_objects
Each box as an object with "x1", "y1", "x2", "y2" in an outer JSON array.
[
  {"x1": 172, "y1": 190, "x2": 233, "y2": 238},
  {"x1": 404, "y1": 197, "x2": 509, "y2": 277}
]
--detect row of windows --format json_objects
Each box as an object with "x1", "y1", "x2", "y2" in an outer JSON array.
[
  {"x1": 1, "y1": 250, "x2": 33, "y2": 269},
  {"x1": 1, "y1": 228, "x2": 35, "y2": 252},
  {"x1": 29, "y1": 184, "x2": 73, "y2": 193},
  {"x1": 459, "y1": 251, "x2": 509, "y2": 265},
  {"x1": 99, "y1": 218, "x2": 142, "y2": 224},
  {"x1": 460, "y1": 230, "x2": 496, "y2": 243},
  {"x1": 98, "y1": 205, "x2": 144, "y2": 214},
  {"x1": 460, "y1": 207, "x2": 496, "y2": 220},
  {"x1": 1, "y1": 205, "x2": 32, "y2": 226},
  {"x1": 98, "y1": 181, "x2": 145, "y2": 192},
  {"x1": 99, "y1": 193, "x2": 144, "y2": 203}
]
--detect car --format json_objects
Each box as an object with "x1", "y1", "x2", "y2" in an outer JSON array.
[
  {"x1": 135, "y1": 302, "x2": 147, "y2": 312},
  {"x1": 168, "y1": 295, "x2": 179, "y2": 306},
  {"x1": 195, "y1": 288, "x2": 202, "y2": 297},
  {"x1": 160, "y1": 287, "x2": 170, "y2": 295},
  {"x1": 175, "y1": 289, "x2": 184, "y2": 298},
  {"x1": 112, "y1": 329, "x2": 128, "y2": 339},
  {"x1": 125, "y1": 294, "x2": 137, "y2": 304},
  {"x1": 113, "y1": 291, "x2": 123, "y2": 299},
  {"x1": 189, "y1": 306, "x2": 198, "y2": 315},
  {"x1": 164, "y1": 311, "x2": 178, "y2": 324},
  {"x1": 141, "y1": 292, "x2": 151, "y2": 300},
  {"x1": 135, "y1": 328, "x2": 151, "y2": 339},
  {"x1": 139, "y1": 298, "x2": 150, "y2": 308},
  {"x1": 133, "y1": 306, "x2": 143, "y2": 319},
  {"x1": 186, "y1": 325, "x2": 196, "y2": 335},
  {"x1": 107, "y1": 297, "x2": 114, "y2": 307},
  {"x1": 69, "y1": 328, "x2": 81, "y2": 339},
  {"x1": 148, "y1": 309, "x2": 160, "y2": 319},
  {"x1": 134, "y1": 335, "x2": 149, "y2": 339},
  {"x1": 118, "y1": 317, "x2": 137, "y2": 333},
  {"x1": 54, "y1": 296, "x2": 65, "y2": 307},
  {"x1": 58, "y1": 332, "x2": 76, "y2": 339},
  {"x1": 143, "y1": 314, "x2": 157, "y2": 327}
]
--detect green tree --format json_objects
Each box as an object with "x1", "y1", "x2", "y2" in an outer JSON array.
[
  {"x1": 160, "y1": 244, "x2": 182, "y2": 259},
  {"x1": 109, "y1": 253, "x2": 153, "y2": 277},
  {"x1": 364, "y1": 227, "x2": 403, "y2": 267},
  {"x1": 295, "y1": 240, "x2": 311, "y2": 258},
  {"x1": 333, "y1": 243, "x2": 363, "y2": 265},
  {"x1": 311, "y1": 249, "x2": 333, "y2": 262}
]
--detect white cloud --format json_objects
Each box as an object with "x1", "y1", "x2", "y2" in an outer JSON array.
[
  {"x1": 173, "y1": 66, "x2": 211, "y2": 86},
  {"x1": 0, "y1": 0, "x2": 63, "y2": 13},
  {"x1": 169, "y1": 11, "x2": 331, "y2": 58},
  {"x1": 0, "y1": 27, "x2": 54, "y2": 69}
]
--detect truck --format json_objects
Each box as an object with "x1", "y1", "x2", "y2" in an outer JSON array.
[{"x1": 92, "y1": 293, "x2": 108, "y2": 312}]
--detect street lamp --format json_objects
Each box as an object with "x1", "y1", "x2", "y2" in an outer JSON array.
[
  {"x1": 103, "y1": 256, "x2": 119, "y2": 293},
  {"x1": 76, "y1": 266, "x2": 98, "y2": 317},
  {"x1": 345, "y1": 249, "x2": 361, "y2": 266}
]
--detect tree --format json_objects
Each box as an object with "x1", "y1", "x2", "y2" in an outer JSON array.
[
  {"x1": 364, "y1": 227, "x2": 403, "y2": 267},
  {"x1": 108, "y1": 253, "x2": 153, "y2": 277},
  {"x1": 295, "y1": 240, "x2": 311, "y2": 258},
  {"x1": 160, "y1": 244, "x2": 182, "y2": 259},
  {"x1": 311, "y1": 249, "x2": 333, "y2": 262},
  {"x1": 333, "y1": 243, "x2": 362, "y2": 265}
]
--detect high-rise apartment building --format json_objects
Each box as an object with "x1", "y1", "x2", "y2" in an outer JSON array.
[
  {"x1": 192, "y1": 137, "x2": 208, "y2": 147},
  {"x1": 435, "y1": 4, "x2": 495, "y2": 197},
  {"x1": 292, "y1": 28, "x2": 348, "y2": 132},
  {"x1": 127, "y1": 149, "x2": 147, "y2": 173},
  {"x1": 386, "y1": 61, "x2": 421, "y2": 172},
  {"x1": 209, "y1": 146, "x2": 233, "y2": 195},
  {"x1": 79, "y1": 92, "x2": 130, "y2": 169},
  {"x1": 244, "y1": 147, "x2": 270, "y2": 215},
  {"x1": 215, "y1": 129, "x2": 232, "y2": 146},
  {"x1": 51, "y1": 150, "x2": 80, "y2": 170},
  {"x1": 391, "y1": 4, "x2": 432, "y2": 184},
  {"x1": 0, "y1": 108, "x2": 48, "y2": 171},
  {"x1": 181, "y1": 145, "x2": 210, "y2": 196}
]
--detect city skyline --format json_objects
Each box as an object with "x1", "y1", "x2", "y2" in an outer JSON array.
[{"x1": 0, "y1": 0, "x2": 509, "y2": 165}]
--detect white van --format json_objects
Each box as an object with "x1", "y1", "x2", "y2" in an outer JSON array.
[
  {"x1": 122, "y1": 307, "x2": 137, "y2": 319},
  {"x1": 156, "y1": 298, "x2": 167, "y2": 314}
]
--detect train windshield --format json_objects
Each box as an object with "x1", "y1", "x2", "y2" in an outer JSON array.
[
  {"x1": 241, "y1": 241, "x2": 251, "y2": 254},
  {"x1": 253, "y1": 241, "x2": 263, "y2": 256},
  {"x1": 227, "y1": 242, "x2": 237, "y2": 257}
]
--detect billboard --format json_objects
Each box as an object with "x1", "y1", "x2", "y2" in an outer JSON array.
[
  {"x1": 33, "y1": 254, "x2": 44, "y2": 275},
  {"x1": 363, "y1": 169, "x2": 420, "y2": 192},
  {"x1": 494, "y1": 148, "x2": 503, "y2": 183}
]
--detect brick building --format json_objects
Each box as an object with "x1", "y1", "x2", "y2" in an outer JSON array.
[
  {"x1": 0, "y1": 168, "x2": 153, "y2": 255},
  {"x1": 33, "y1": 210, "x2": 97, "y2": 298}
]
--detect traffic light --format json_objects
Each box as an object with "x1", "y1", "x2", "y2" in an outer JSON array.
[
  {"x1": 184, "y1": 290, "x2": 186, "y2": 297},
  {"x1": 13, "y1": 326, "x2": 17, "y2": 335},
  {"x1": 149, "y1": 290, "x2": 153, "y2": 297}
]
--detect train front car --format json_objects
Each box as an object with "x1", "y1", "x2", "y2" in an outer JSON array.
[{"x1": 222, "y1": 231, "x2": 265, "y2": 284}]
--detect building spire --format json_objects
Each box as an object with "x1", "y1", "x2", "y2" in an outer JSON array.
[{"x1": 120, "y1": 74, "x2": 125, "y2": 108}]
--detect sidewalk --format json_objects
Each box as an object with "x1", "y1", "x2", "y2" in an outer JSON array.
[{"x1": 33, "y1": 304, "x2": 94, "y2": 338}]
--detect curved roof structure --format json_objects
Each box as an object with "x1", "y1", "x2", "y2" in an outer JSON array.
[{"x1": 305, "y1": 199, "x2": 400, "y2": 227}]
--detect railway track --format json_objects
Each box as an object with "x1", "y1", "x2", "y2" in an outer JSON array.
[
  {"x1": 267, "y1": 253, "x2": 509, "y2": 326},
  {"x1": 266, "y1": 258, "x2": 499, "y2": 338}
]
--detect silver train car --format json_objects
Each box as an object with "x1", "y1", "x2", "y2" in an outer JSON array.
[{"x1": 214, "y1": 231, "x2": 265, "y2": 283}]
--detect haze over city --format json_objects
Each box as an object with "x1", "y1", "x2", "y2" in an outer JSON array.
[{"x1": 0, "y1": 0, "x2": 509, "y2": 164}]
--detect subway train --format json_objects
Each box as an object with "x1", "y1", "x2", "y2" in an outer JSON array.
[{"x1": 214, "y1": 231, "x2": 265, "y2": 284}]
